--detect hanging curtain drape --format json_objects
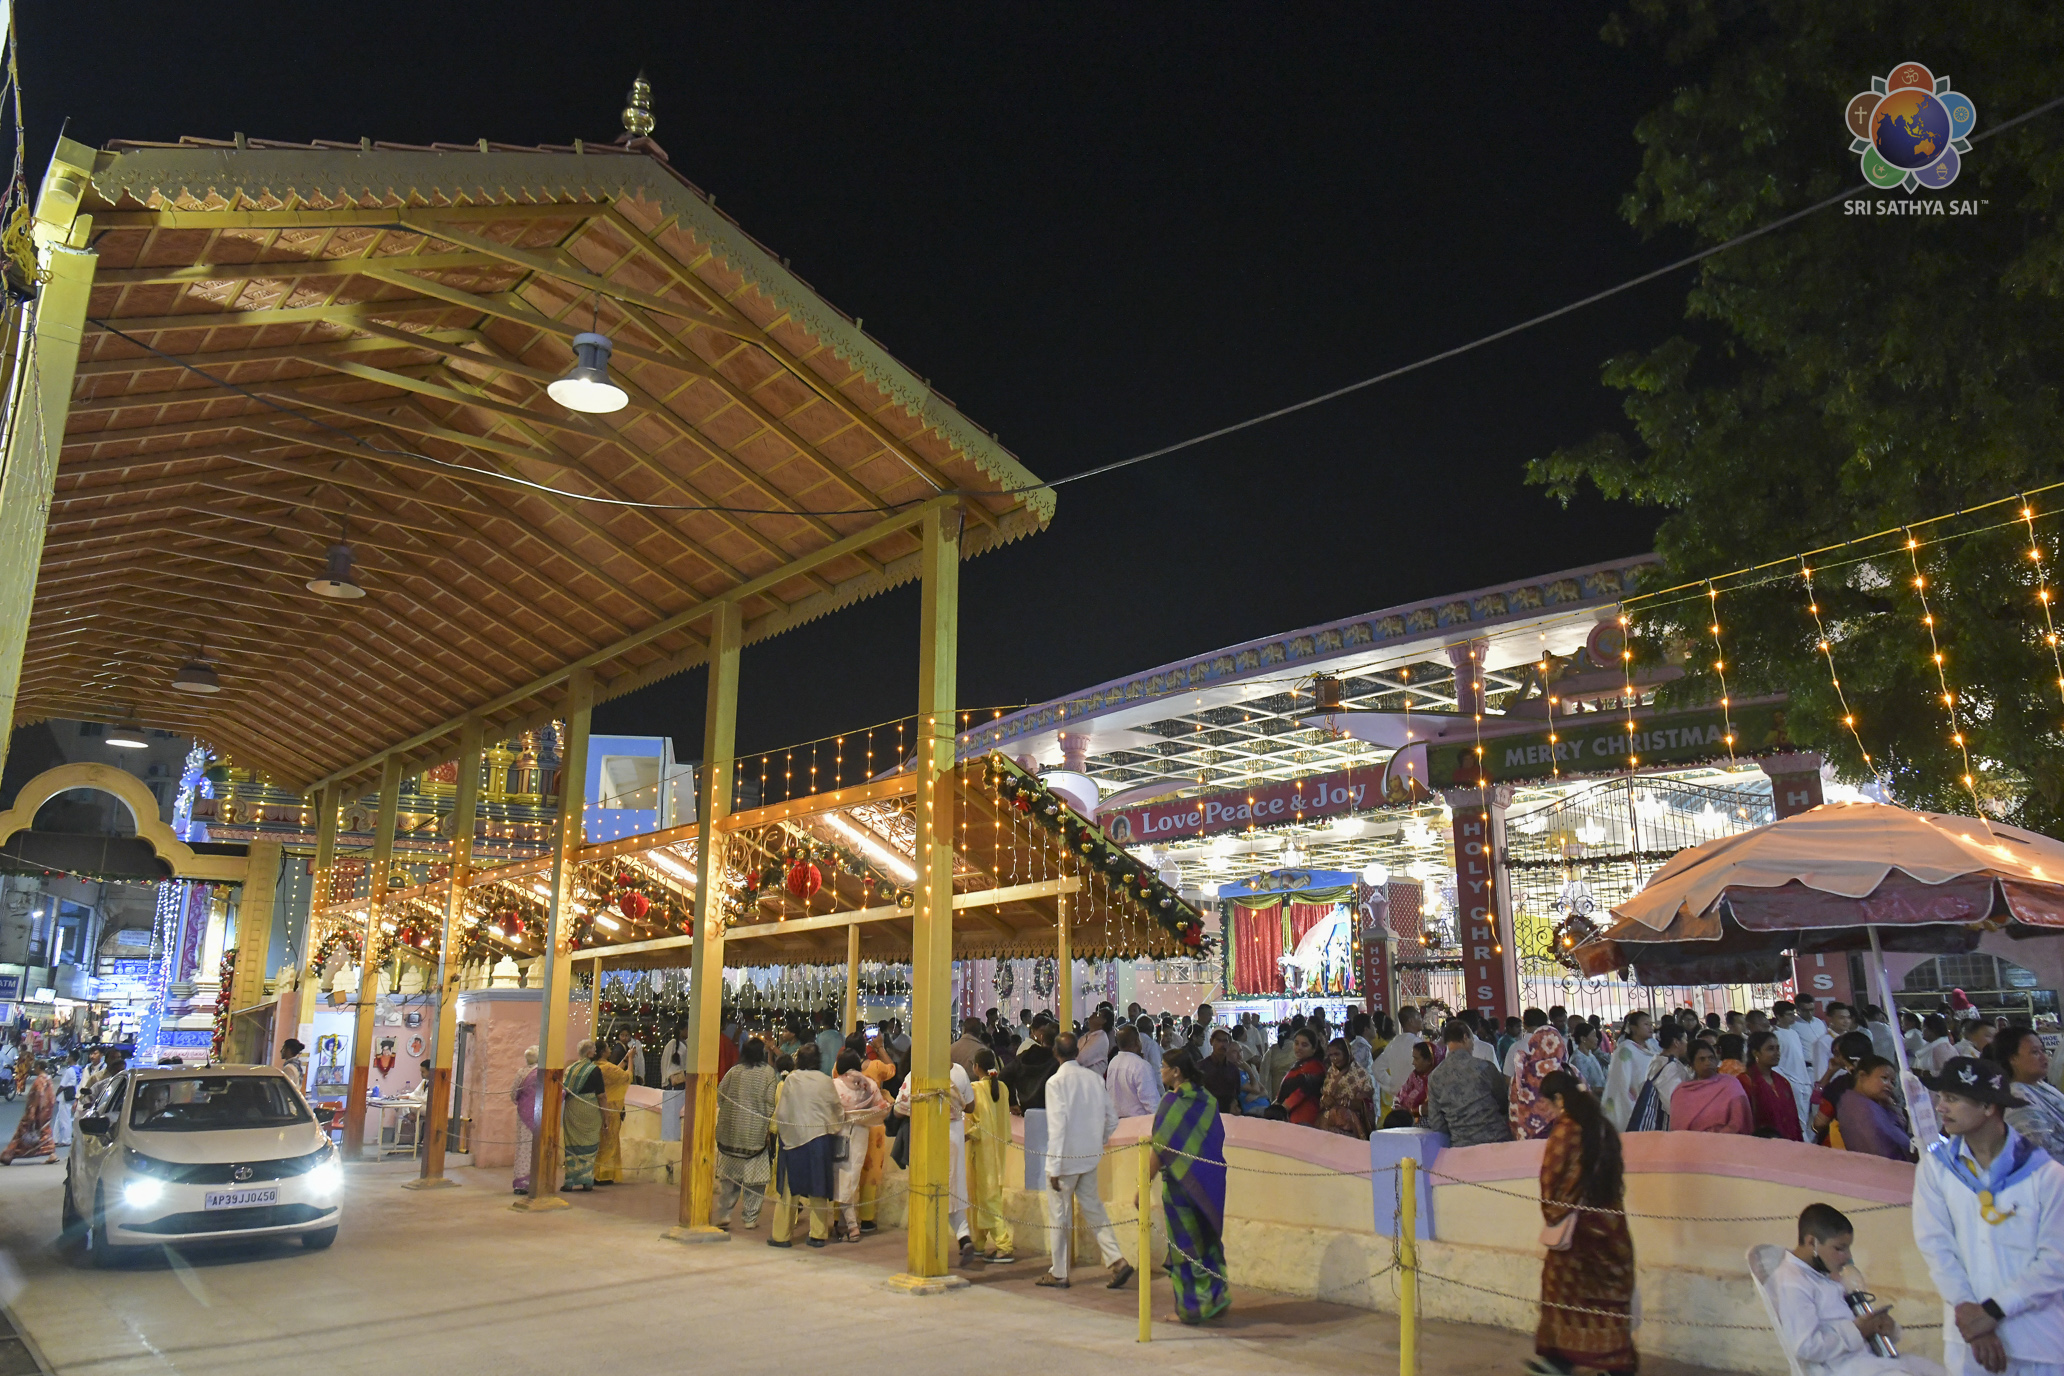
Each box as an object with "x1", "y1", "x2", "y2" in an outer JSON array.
[
  {"x1": 1232, "y1": 901, "x2": 1285, "y2": 994},
  {"x1": 1288, "y1": 902, "x2": 1335, "y2": 951}
]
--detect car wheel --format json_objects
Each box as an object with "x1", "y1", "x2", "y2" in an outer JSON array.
[
  {"x1": 300, "y1": 1227, "x2": 337, "y2": 1250},
  {"x1": 60, "y1": 1172, "x2": 79, "y2": 1230},
  {"x1": 88, "y1": 1185, "x2": 129, "y2": 1269}
]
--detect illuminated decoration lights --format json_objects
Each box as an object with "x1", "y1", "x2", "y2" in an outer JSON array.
[
  {"x1": 1705, "y1": 582, "x2": 1739, "y2": 765},
  {"x1": 987, "y1": 754, "x2": 1214, "y2": 955},
  {"x1": 210, "y1": 947, "x2": 237, "y2": 1061},
  {"x1": 1905, "y1": 533, "x2": 1985, "y2": 814},
  {"x1": 1616, "y1": 604, "x2": 1642, "y2": 771},
  {"x1": 1799, "y1": 558, "x2": 1878, "y2": 778},
  {"x1": 2021, "y1": 499, "x2": 2064, "y2": 729},
  {"x1": 138, "y1": 744, "x2": 213, "y2": 1063}
]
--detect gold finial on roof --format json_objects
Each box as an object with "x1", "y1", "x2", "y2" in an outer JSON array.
[{"x1": 622, "y1": 71, "x2": 655, "y2": 139}]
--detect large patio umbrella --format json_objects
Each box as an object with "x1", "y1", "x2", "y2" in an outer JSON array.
[{"x1": 1570, "y1": 802, "x2": 2064, "y2": 1138}]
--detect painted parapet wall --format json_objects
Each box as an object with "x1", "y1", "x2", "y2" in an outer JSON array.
[{"x1": 869, "y1": 1118, "x2": 1934, "y2": 1375}]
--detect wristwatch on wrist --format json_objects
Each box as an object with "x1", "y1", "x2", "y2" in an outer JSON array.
[{"x1": 1982, "y1": 1299, "x2": 2006, "y2": 1323}]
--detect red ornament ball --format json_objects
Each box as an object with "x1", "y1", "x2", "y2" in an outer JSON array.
[
  {"x1": 618, "y1": 891, "x2": 652, "y2": 921},
  {"x1": 786, "y1": 860, "x2": 823, "y2": 900}
]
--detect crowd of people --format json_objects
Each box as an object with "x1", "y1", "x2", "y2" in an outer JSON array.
[{"x1": 0, "y1": 1042, "x2": 123, "y2": 1167}]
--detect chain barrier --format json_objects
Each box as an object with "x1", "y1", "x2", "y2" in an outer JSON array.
[{"x1": 1422, "y1": 1168, "x2": 1913, "y2": 1224}]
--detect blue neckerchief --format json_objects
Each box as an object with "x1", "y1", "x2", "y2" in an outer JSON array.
[{"x1": 1928, "y1": 1127, "x2": 2051, "y2": 1203}]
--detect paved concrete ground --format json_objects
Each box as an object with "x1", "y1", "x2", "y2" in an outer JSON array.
[{"x1": 0, "y1": 1157, "x2": 1717, "y2": 1376}]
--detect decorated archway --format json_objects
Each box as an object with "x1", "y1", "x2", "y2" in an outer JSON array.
[{"x1": 0, "y1": 762, "x2": 246, "y2": 882}]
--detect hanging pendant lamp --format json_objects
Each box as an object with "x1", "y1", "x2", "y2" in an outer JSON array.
[
  {"x1": 548, "y1": 331, "x2": 630, "y2": 414},
  {"x1": 308, "y1": 518, "x2": 366, "y2": 599},
  {"x1": 173, "y1": 643, "x2": 221, "y2": 694}
]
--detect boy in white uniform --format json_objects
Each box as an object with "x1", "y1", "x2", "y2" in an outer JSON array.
[
  {"x1": 1913, "y1": 1056, "x2": 2064, "y2": 1376},
  {"x1": 1770, "y1": 1202, "x2": 1943, "y2": 1375}
]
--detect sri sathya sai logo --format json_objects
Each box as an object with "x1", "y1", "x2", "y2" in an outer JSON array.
[{"x1": 1846, "y1": 62, "x2": 1976, "y2": 191}]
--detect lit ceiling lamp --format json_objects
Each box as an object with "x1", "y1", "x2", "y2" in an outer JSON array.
[
  {"x1": 106, "y1": 721, "x2": 148, "y2": 749},
  {"x1": 172, "y1": 644, "x2": 220, "y2": 695},
  {"x1": 308, "y1": 520, "x2": 366, "y2": 599},
  {"x1": 548, "y1": 331, "x2": 630, "y2": 414},
  {"x1": 1360, "y1": 861, "x2": 1388, "y2": 886}
]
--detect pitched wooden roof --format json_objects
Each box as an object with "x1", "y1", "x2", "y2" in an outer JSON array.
[{"x1": 23, "y1": 136, "x2": 1052, "y2": 791}]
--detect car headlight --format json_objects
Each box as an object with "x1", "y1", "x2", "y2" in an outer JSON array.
[
  {"x1": 122, "y1": 1177, "x2": 164, "y2": 1208},
  {"x1": 307, "y1": 1161, "x2": 343, "y2": 1196}
]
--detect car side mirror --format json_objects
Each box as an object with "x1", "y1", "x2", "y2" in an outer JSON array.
[{"x1": 77, "y1": 1115, "x2": 110, "y2": 1137}]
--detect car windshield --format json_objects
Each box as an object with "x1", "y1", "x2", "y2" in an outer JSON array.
[{"x1": 127, "y1": 1075, "x2": 311, "y2": 1132}]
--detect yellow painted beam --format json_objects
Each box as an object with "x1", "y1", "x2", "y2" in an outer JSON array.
[
  {"x1": 517, "y1": 669, "x2": 594, "y2": 1210},
  {"x1": 230, "y1": 841, "x2": 281, "y2": 1013},
  {"x1": 671, "y1": 601, "x2": 740, "y2": 1241},
  {"x1": 413, "y1": 717, "x2": 481, "y2": 1189},
  {"x1": 904, "y1": 504, "x2": 960, "y2": 1279},
  {"x1": 343, "y1": 755, "x2": 403, "y2": 1157}
]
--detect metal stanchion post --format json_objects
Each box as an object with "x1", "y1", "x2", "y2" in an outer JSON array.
[
  {"x1": 1138, "y1": 1139, "x2": 1152, "y2": 1342},
  {"x1": 1399, "y1": 1157, "x2": 1418, "y2": 1376}
]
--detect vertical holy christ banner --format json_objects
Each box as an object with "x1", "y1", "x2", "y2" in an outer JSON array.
[{"x1": 1449, "y1": 788, "x2": 1519, "y2": 1020}]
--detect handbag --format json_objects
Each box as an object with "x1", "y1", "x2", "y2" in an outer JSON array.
[
  {"x1": 1539, "y1": 1212, "x2": 1577, "y2": 1251},
  {"x1": 1625, "y1": 1058, "x2": 1672, "y2": 1133}
]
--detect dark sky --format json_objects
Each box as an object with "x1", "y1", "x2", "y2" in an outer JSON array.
[{"x1": 26, "y1": 5, "x2": 1686, "y2": 759}]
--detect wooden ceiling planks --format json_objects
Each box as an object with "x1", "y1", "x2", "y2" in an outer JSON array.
[{"x1": 23, "y1": 139, "x2": 1054, "y2": 793}]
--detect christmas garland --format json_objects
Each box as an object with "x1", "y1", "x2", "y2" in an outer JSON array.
[
  {"x1": 986, "y1": 754, "x2": 1213, "y2": 955},
  {"x1": 210, "y1": 947, "x2": 237, "y2": 1062},
  {"x1": 308, "y1": 925, "x2": 360, "y2": 976}
]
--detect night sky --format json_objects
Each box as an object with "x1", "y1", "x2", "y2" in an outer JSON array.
[{"x1": 26, "y1": 6, "x2": 1686, "y2": 760}]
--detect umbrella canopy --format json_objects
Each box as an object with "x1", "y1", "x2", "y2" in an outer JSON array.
[{"x1": 1573, "y1": 803, "x2": 2064, "y2": 984}]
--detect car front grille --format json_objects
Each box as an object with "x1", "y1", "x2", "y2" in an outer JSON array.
[
  {"x1": 124, "y1": 1203, "x2": 335, "y2": 1236},
  {"x1": 127, "y1": 1148, "x2": 329, "y2": 1185}
]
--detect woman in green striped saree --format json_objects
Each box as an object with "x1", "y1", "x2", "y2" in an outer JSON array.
[{"x1": 1151, "y1": 1048, "x2": 1230, "y2": 1324}]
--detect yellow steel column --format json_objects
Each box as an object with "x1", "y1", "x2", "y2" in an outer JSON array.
[
  {"x1": 411, "y1": 718, "x2": 481, "y2": 1190},
  {"x1": 343, "y1": 756, "x2": 404, "y2": 1158},
  {"x1": 1400, "y1": 1156, "x2": 1419, "y2": 1376},
  {"x1": 0, "y1": 140, "x2": 97, "y2": 783},
  {"x1": 845, "y1": 921, "x2": 861, "y2": 1034},
  {"x1": 893, "y1": 505, "x2": 961, "y2": 1288},
  {"x1": 667, "y1": 602, "x2": 740, "y2": 1241},
  {"x1": 1056, "y1": 889, "x2": 1073, "y2": 1033},
  {"x1": 517, "y1": 670, "x2": 595, "y2": 1211},
  {"x1": 297, "y1": 783, "x2": 343, "y2": 1056}
]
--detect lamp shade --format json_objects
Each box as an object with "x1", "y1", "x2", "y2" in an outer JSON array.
[
  {"x1": 106, "y1": 723, "x2": 149, "y2": 749},
  {"x1": 547, "y1": 332, "x2": 630, "y2": 413},
  {"x1": 172, "y1": 661, "x2": 220, "y2": 694},
  {"x1": 307, "y1": 542, "x2": 365, "y2": 599}
]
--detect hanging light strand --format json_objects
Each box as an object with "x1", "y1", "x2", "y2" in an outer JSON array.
[
  {"x1": 1617, "y1": 603, "x2": 1642, "y2": 772},
  {"x1": 1799, "y1": 559, "x2": 1877, "y2": 778},
  {"x1": 2020, "y1": 498, "x2": 2064, "y2": 728},
  {"x1": 1705, "y1": 582, "x2": 1739, "y2": 765},
  {"x1": 1904, "y1": 533, "x2": 1984, "y2": 815}
]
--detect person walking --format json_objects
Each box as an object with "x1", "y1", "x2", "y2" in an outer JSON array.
[
  {"x1": 278, "y1": 1038, "x2": 309, "y2": 1088},
  {"x1": 1913, "y1": 1055, "x2": 2064, "y2": 1375},
  {"x1": 1529, "y1": 1070, "x2": 1637, "y2": 1376},
  {"x1": 967, "y1": 1048, "x2": 1016, "y2": 1264},
  {"x1": 770, "y1": 1044, "x2": 844, "y2": 1249},
  {"x1": 510, "y1": 1045, "x2": 540, "y2": 1196},
  {"x1": 1035, "y1": 1032, "x2": 1134, "y2": 1291},
  {"x1": 0, "y1": 1060, "x2": 55, "y2": 1164},
  {"x1": 831, "y1": 1048, "x2": 887, "y2": 1243},
  {"x1": 891, "y1": 1051, "x2": 976, "y2": 1263},
  {"x1": 713, "y1": 1038, "x2": 778, "y2": 1231},
  {"x1": 1152, "y1": 1048, "x2": 1229, "y2": 1325},
  {"x1": 559, "y1": 1041, "x2": 607, "y2": 1191}
]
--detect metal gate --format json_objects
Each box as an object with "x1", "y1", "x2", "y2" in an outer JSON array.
[{"x1": 1502, "y1": 775, "x2": 1787, "y2": 1022}]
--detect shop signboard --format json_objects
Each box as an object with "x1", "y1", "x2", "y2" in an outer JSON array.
[
  {"x1": 0, "y1": 975, "x2": 17, "y2": 1001},
  {"x1": 1102, "y1": 768, "x2": 1375, "y2": 845},
  {"x1": 1425, "y1": 701, "x2": 1796, "y2": 787}
]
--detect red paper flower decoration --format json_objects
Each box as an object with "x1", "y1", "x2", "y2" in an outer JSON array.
[
  {"x1": 618, "y1": 891, "x2": 651, "y2": 921},
  {"x1": 786, "y1": 861, "x2": 823, "y2": 900}
]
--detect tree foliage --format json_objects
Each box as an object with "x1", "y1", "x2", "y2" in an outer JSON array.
[{"x1": 1533, "y1": 1, "x2": 2064, "y2": 827}]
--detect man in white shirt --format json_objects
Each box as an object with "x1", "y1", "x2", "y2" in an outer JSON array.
[
  {"x1": 1105, "y1": 1027, "x2": 1159, "y2": 1118},
  {"x1": 1035, "y1": 1033, "x2": 1133, "y2": 1292},
  {"x1": 1371, "y1": 1007, "x2": 1425, "y2": 1109},
  {"x1": 1904, "y1": 1012, "x2": 1928, "y2": 1064},
  {"x1": 1602, "y1": 1011, "x2": 1659, "y2": 1130},
  {"x1": 1775, "y1": 1001, "x2": 1814, "y2": 1128},
  {"x1": 1131, "y1": 1016, "x2": 1163, "y2": 1077},
  {"x1": 1796, "y1": 996, "x2": 1830, "y2": 1056},
  {"x1": 1913, "y1": 1055, "x2": 2064, "y2": 1376},
  {"x1": 660, "y1": 1020, "x2": 690, "y2": 1143},
  {"x1": 1771, "y1": 1202, "x2": 1943, "y2": 1375},
  {"x1": 895, "y1": 1056, "x2": 976, "y2": 1264},
  {"x1": 1076, "y1": 1011, "x2": 1111, "y2": 1077},
  {"x1": 53, "y1": 1055, "x2": 79, "y2": 1149},
  {"x1": 1918, "y1": 1015, "x2": 1958, "y2": 1078}
]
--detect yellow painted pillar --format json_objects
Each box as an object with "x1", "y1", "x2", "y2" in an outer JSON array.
[
  {"x1": 518, "y1": 670, "x2": 594, "y2": 1210},
  {"x1": 668, "y1": 602, "x2": 740, "y2": 1241},
  {"x1": 896, "y1": 505, "x2": 960, "y2": 1285},
  {"x1": 298, "y1": 783, "x2": 343, "y2": 1056},
  {"x1": 1056, "y1": 889, "x2": 1073, "y2": 1034},
  {"x1": 0, "y1": 140, "x2": 97, "y2": 783},
  {"x1": 229, "y1": 841, "x2": 281, "y2": 1012},
  {"x1": 343, "y1": 756, "x2": 404, "y2": 1157},
  {"x1": 845, "y1": 921, "x2": 861, "y2": 1035},
  {"x1": 411, "y1": 718, "x2": 481, "y2": 1190}
]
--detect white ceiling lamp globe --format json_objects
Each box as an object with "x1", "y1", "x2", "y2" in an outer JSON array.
[
  {"x1": 1360, "y1": 861, "x2": 1388, "y2": 887},
  {"x1": 548, "y1": 332, "x2": 630, "y2": 413}
]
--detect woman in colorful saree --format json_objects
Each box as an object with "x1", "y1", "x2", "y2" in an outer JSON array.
[
  {"x1": 0, "y1": 1061, "x2": 54, "y2": 1164},
  {"x1": 560, "y1": 1040, "x2": 605, "y2": 1191},
  {"x1": 1528, "y1": 1070, "x2": 1637, "y2": 1376},
  {"x1": 1151, "y1": 1048, "x2": 1230, "y2": 1325}
]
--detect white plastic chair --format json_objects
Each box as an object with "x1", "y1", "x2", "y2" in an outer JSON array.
[{"x1": 1747, "y1": 1243, "x2": 1809, "y2": 1376}]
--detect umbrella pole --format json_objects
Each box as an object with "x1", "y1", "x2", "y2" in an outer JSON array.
[{"x1": 1866, "y1": 924, "x2": 1934, "y2": 1145}]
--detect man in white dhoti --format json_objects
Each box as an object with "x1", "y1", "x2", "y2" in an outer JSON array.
[
  {"x1": 893, "y1": 1052, "x2": 975, "y2": 1265},
  {"x1": 1775, "y1": 1001, "x2": 1814, "y2": 1129},
  {"x1": 1035, "y1": 1033, "x2": 1134, "y2": 1291},
  {"x1": 1913, "y1": 1056, "x2": 2064, "y2": 1376}
]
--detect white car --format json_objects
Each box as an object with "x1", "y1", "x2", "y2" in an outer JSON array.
[{"x1": 64, "y1": 1065, "x2": 342, "y2": 1265}]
